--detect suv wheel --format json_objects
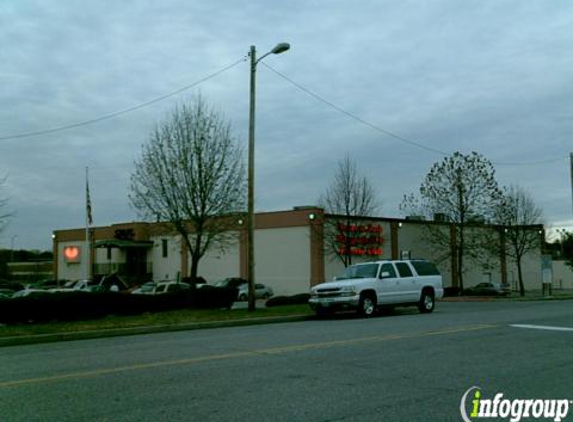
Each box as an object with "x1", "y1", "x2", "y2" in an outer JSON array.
[
  {"x1": 418, "y1": 289, "x2": 435, "y2": 313},
  {"x1": 359, "y1": 293, "x2": 376, "y2": 318}
]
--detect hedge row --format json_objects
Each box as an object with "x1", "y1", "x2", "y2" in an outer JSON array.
[
  {"x1": 443, "y1": 287, "x2": 460, "y2": 297},
  {"x1": 0, "y1": 287, "x2": 237, "y2": 324},
  {"x1": 265, "y1": 293, "x2": 310, "y2": 307}
]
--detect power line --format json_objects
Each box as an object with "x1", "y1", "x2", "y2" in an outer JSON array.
[
  {"x1": 0, "y1": 57, "x2": 246, "y2": 141},
  {"x1": 489, "y1": 154, "x2": 568, "y2": 166},
  {"x1": 261, "y1": 62, "x2": 569, "y2": 167},
  {"x1": 260, "y1": 62, "x2": 448, "y2": 157}
]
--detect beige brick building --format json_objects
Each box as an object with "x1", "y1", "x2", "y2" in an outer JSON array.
[{"x1": 53, "y1": 207, "x2": 547, "y2": 295}]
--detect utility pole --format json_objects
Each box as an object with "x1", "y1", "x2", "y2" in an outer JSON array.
[
  {"x1": 247, "y1": 45, "x2": 257, "y2": 312},
  {"x1": 246, "y1": 42, "x2": 290, "y2": 312}
]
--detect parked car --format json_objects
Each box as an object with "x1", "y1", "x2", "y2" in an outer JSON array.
[
  {"x1": 154, "y1": 281, "x2": 191, "y2": 294},
  {"x1": 130, "y1": 282, "x2": 155, "y2": 295},
  {"x1": 0, "y1": 281, "x2": 24, "y2": 292},
  {"x1": 184, "y1": 276, "x2": 208, "y2": 289},
  {"x1": 11, "y1": 288, "x2": 52, "y2": 299},
  {"x1": 131, "y1": 281, "x2": 191, "y2": 295},
  {"x1": 214, "y1": 278, "x2": 248, "y2": 289},
  {"x1": 48, "y1": 279, "x2": 105, "y2": 293},
  {"x1": 237, "y1": 283, "x2": 274, "y2": 301},
  {"x1": 463, "y1": 282, "x2": 511, "y2": 296},
  {"x1": 0, "y1": 289, "x2": 15, "y2": 299},
  {"x1": 30, "y1": 279, "x2": 67, "y2": 289}
]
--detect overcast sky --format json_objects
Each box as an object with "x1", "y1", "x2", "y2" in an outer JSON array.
[{"x1": 1, "y1": 1, "x2": 572, "y2": 250}]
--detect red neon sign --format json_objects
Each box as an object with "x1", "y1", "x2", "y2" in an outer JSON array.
[
  {"x1": 64, "y1": 246, "x2": 81, "y2": 263},
  {"x1": 338, "y1": 247, "x2": 383, "y2": 256},
  {"x1": 336, "y1": 223, "x2": 384, "y2": 257}
]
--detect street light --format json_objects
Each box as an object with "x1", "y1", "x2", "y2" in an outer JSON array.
[{"x1": 247, "y1": 42, "x2": 290, "y2": 312}]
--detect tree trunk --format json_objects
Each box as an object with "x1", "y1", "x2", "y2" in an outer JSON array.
[
  {"x1": 516, "y1": 256, "x2": 525, "y2": 297},
  {"x1": 190, "y1": 253, "x2": 200, "y2": 283}
]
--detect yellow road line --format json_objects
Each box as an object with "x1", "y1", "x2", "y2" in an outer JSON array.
[{"x1": 0, "y1": 324, "x2": 496, "y2": 389}]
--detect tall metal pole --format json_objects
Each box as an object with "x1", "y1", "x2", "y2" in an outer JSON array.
[
  {"x1": 247, "y1": 45, "x2": 257, "y2": 312},
  {"x1": 246, "y1": 42, "x2": 290, "y2": 312}
]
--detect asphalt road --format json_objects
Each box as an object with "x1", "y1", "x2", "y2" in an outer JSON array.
[{"x1": 1, "y1": 301, "x2": 573, "y2": 422}]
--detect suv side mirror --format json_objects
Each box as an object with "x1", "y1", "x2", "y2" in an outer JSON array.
[{"x1": 379, "y1": 271, "x2": 391, "y2": 279}]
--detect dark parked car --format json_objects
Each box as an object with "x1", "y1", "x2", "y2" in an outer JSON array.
[
  {"x1": 29, "y1": 279, "x2": 67, "y2": 289},
  {"x1": 0, "y1": 281, "x2": 24, "y2": 292},
  {"x1": 0, "y1": 289, "x2": 15, "y2": 299},
  {"x1": 463, "y1": 282, "x2": 511, "y2": 296},
  {"x1": 214, "y1": 278, "x2": 248, "y2": 289},
  {"x1": 131, "y1": 281, "x2": 191, "y2": 295}
]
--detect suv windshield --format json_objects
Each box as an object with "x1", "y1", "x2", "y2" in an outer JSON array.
[{"x1": 337, "y1": 263, "x2": 379, "y2": 280}]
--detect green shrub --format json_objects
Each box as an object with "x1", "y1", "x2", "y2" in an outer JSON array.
[
  {"x1": 0, "y1": 287, "x2": 237, "y2": 325},
  {"x1": 443, "y1": 287, "x2": 460, "y2": 297}
]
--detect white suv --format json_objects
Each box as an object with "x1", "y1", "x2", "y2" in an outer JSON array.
[{"x1": 309, "y1": 260, "x2": 444, "y2": 317}]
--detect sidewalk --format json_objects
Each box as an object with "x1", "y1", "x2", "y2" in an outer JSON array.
[{"x1": 441, "y1": 290, "x2": 573, "y2": 302}]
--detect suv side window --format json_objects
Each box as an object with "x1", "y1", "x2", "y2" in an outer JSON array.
[
  {"x1": 410, "y1": 260, "x2": 440, "y2": 276},
  {"x1": 379, "y1": 263, "x2": 397, "y2": 279},
  {"x1": 395, "y1": 262, "x2": 413, "y2": 278}
]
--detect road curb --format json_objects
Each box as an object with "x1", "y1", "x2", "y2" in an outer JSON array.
[
  {"x1": 0, "y1": 314, "x2": 312, "y2": 348},
  {"x1": 440, "y1": 296, "x2": 573, "y2": 302}
]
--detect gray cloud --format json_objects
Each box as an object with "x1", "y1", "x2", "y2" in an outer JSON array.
[{"x1": 1, "y1": 0, "x2": 572, "y2": 249}]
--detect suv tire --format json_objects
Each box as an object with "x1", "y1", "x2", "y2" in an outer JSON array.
[
  {"x1": 359, "y1": 293, "x2": 377, "y2": 318},
  {"x1": 418, "y1": 289, "x2": 435, "y2": 313}
]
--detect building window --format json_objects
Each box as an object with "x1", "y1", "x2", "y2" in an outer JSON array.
[
  {"x1": 107, "y1": 247, "x2": 112, "y2": 260},
  {"x1": 162, "y1": 239, "x2": 168, "y2": 258}
]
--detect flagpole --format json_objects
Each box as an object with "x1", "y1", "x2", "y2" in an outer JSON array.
[{"x1": 86, "y1": 166, "x2": 91, "y2": 281}]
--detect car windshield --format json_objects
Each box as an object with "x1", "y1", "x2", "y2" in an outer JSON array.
[
  {"x1": 139, "y1": 283, "x2": 155, "y2": 292},
  {"x1": 336, "y1": 263, "x2": 379, "y2": 280}
]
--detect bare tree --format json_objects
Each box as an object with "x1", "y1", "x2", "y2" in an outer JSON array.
[
  {"x1": 561, "y1": 231, "x2": 573, "y2": 271},
  {"x1": 400, "y1": 151, "x2": 502, "y2": 291},
  {"x1": 129, "y1": 97, "x2": 246, "y2": 281},
  {"x1": 494, "y1": 185, "x2": 544, "y2": 296},
  {"x1": 319, "y1": 154, "x2": 380, "y2": 267}
]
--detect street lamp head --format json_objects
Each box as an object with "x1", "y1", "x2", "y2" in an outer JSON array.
[{"x1": 271, "y1": 42, "x2": 290, "y2": 55}]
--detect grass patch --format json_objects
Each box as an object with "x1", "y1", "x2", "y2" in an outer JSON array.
[
  {"x1": 507, "y1": 289, "x2": 573, "y2": 301},
  {"x1": 0, "y1": 304, "x2": 313, "y2": 338}
]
